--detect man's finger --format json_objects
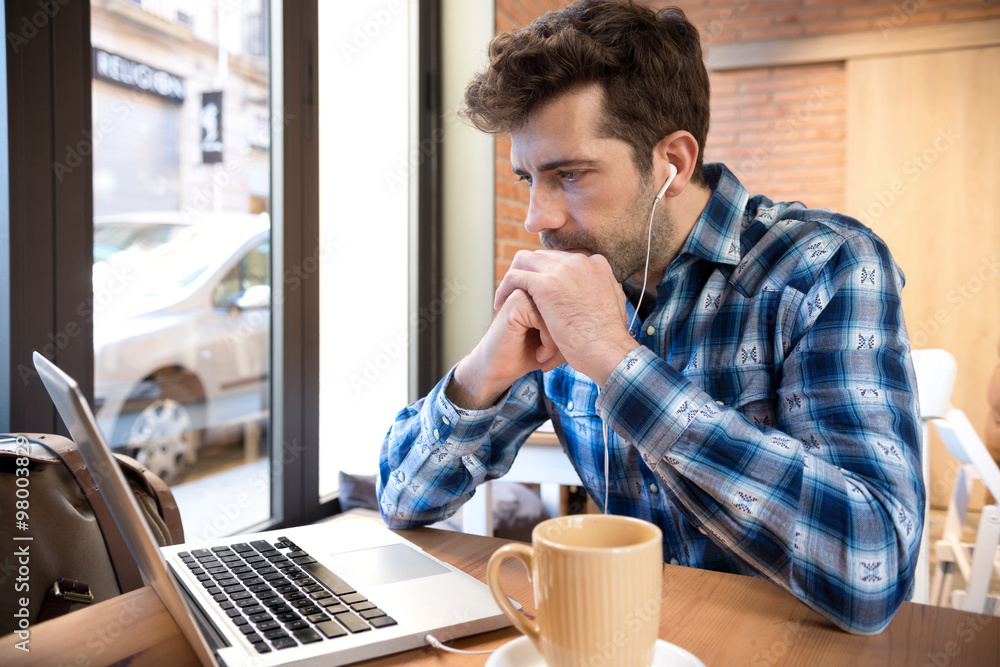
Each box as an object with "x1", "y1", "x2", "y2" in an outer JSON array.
[{"x1": 495, "y1": 268, "x2": 539, "y2": 311}]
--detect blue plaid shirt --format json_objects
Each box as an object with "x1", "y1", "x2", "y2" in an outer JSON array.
[{"x1": 378, "y1": 163, "x2": 924, "y2": 635}]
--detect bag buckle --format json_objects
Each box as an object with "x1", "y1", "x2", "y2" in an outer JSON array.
[{"x1": 52, "y1": 578, "x2": 95, "y2": 604}]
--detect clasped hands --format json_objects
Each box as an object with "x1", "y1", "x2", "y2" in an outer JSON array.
[{"x1": 448, "y1": 249, "x2": 640, "y2": 410}]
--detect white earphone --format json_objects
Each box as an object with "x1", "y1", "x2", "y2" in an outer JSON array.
[
  {"x1": 655, "y1": 162, "x2": 678, "y2": 202},
  {"x1": 601, "y1": 161, "x2": 678, "y2": 514}
]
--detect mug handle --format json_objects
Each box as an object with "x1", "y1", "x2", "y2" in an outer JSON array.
[{"x1": 486, "y1": 543, "x2": 540, "y2": 643}]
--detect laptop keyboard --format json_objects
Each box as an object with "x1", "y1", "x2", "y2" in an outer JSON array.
[{"x1": 177, "y1": 536, "x2": 397, "y2": 654}]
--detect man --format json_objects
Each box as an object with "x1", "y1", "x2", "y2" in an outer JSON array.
[{"x1": 378, "y1": 0, "x2": 923, "y2": 636}]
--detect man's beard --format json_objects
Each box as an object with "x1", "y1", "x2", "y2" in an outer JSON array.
[{"x1": 539, "y1": 177, "x2": 674, "y2": 283}]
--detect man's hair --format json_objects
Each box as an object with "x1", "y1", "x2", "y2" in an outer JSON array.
[{"x1": 461, "y1": 0, "x2": 710, "y2": 183}]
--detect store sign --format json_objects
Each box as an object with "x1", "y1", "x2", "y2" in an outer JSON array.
[
  {"x1": 200, "y1": 92, "x2": 224, "y2": 164},
  {"x1": 92, "y1": 48, "x2": 185, "y2": 103}
]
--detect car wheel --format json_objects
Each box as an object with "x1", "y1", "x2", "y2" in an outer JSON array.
[{"x1": 118, "y1": 376, "x2": 204, "y2": 483}]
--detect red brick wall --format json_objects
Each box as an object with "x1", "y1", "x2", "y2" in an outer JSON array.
[{"x1": 491, "y1": 0, "x2": 998, "y2": 284}]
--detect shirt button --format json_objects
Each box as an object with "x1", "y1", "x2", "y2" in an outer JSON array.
[
  {"x1": 441, "y1": 416, "x2": 451, "y2": 425},
  {"x1": 669, "y1": 558, "x2": 679, "y2": 566},
  {"x1": 715, "y1": 400, "x2": 725, "y2": 406},
  {"x1": 397, "y1": 472, "x2": 405, "y2": 483},
  {"x1": 567, "y1": 401, "x2": 574, "y2": 412},
  {"x1": 646, "y1": 325, "x2": 656, "y2": 336},
  {"x1": 649, "y1": 483, "x2": 659, "y2": 494},
  {"x1": 433, "y1": 429, "x2": 441, "y2": 439}
]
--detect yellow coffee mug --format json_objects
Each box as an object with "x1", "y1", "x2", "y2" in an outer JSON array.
[{"x1": 487, "y1": 514, "x2": 663, "y2": 667}]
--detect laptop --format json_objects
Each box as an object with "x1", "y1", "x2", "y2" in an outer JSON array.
[{"x1": 33, "y1": 352, "x2": 512, "y2": 666}]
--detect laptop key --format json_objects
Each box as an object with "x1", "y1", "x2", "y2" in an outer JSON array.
[
  {"x1": 369, "y1": 615, "x2": 398, "y2": 629},
  {"x1": 319, "y1": 601, "x2": 347, "y2": 613},
  {"x1": 271, "y1": 637, "x2": 297, "y2": 650},
  {"x1": 226, "y1": 608, "x2": 242, "y2": 618},
  {"x1": 300, "y1": 562, "x2": 355, "y2": 596},
  {"x1": 239, "y1": 624, "x2": 257, "y2": 635},
  {"x1": 314, "y1": 620, "x2": 348, "y2": 639},
  {"x1": 306, "y1": 613, "x2": 329, "y2": 623},
  {"x1": 192, "y1": 548, "x2": 211, "y2": 557},
  {"x1": 350, "y1": 601, "x2": 374, "y2": 611},
  {"x1": 243, "y1": 605, "x2": 265, "y2": 616},
  {"x1": 309, "y1": 590, "x2": 332, "y2": 601},
  {"x1": 298, "y1": 605, "x2": 322, "y2": 616},
  {"x1": 246, "y1": 632, "x2": 264, "y2": 643},
  {"x1": 232, "y1": 543, "x2": 253, "y2": 553},
  {"x1": 293, "y1": 628, "x2": 322, "y2": 644},
  {"x1": 359, "y1": 608, "x2": 386, "y2": 620},
  {"x1": 334, "y1": 611, "x2": 371, "y2": 633},
  {"x1": 257, "y1": 620, "x2": 280, "y2": 632},
  {"x1": 339, "y1": 593, "x2": 367, "y2": 605},
  {"x1": 249, "y1": 540, "x2": 274, "y2": 552},
  {"x1": 253, "y1": 642, "x2": 271, "y2": 653},
  {"x1": 285, "y1": 619, "x2": 309, "y2": 631},
  {"x1": 249, "y1": 613, "x2": 272, "y2": 624},
  {"x1": 274, "y1": 612, "x2": 299, "y2": 623},
  {"x1": 263, "y1": 629, "x2": 290, "y2": 640}
]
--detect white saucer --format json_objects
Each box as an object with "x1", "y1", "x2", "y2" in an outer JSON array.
[{"x1": 484, "y1": 636, "x2": 705, "y2": 667}]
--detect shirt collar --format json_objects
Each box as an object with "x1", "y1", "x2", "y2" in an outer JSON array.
[{"x1": 676, "y1": 163, "x2": 748, "y2": 267}]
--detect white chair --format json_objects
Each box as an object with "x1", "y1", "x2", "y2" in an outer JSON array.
[
  {"x1": 911, "y1": 348, "x2": 958, "y2": 605},
  {"x1": 928, "y1": 405, "x2": 1000, "y2": 614}
]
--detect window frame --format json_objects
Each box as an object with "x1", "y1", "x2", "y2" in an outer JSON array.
[{"x1": 3, "y1": 0, "x2": 443, "y2": 528}]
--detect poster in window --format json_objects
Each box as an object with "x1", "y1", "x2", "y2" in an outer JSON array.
[{"x1": 200, "y1": 91, "x2": 223, "y2": 163}]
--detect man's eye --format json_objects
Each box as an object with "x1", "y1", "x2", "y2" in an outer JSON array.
[
  {"x1": 559, "y1": 171, "x2": 582, "y2": 182},
  {"x1": 516, "y1": 175, "x2": 532, "y2": 186}
]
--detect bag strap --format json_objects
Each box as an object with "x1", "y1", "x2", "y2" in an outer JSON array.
[
  {"x1": 114, "y1": 453, "x2": 185, "y2": 544},
  {"x1": 17, "y1": 433, "x2": 146, "y2": 594}
]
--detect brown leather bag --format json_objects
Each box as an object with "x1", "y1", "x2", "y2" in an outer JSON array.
[{"x1": 0, "y1": 432, "x2": 184, "y2": 635}]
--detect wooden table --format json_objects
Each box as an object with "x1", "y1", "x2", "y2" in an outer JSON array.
[{"x1": 4, "y1": 528, "x2": 998, "y2": 666}]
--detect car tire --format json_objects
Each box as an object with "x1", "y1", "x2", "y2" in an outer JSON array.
[{"x1": 115, "y1": 373, "x2": 205, "y2": 483}]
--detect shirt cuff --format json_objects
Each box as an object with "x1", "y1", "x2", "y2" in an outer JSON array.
[{"x1": 425, "y1": 366, "x2": 511, "y2": 456}]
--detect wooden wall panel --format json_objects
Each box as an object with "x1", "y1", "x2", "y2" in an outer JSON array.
[{"x1": 846, "y1": 47, "x2": 1000, "y2": 509}]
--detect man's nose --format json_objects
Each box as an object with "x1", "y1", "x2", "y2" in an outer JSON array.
[{"x1": 523, "y1": 187, "x2": 566, "y2": 234}]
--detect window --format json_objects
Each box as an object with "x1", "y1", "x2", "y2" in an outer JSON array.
[{"x1": 89, "y1": 0, "x2": 278, "y2": 536}]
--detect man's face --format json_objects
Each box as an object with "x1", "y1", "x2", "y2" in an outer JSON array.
[{"x1": 509, "y1": 83, "x2": 674, "y2": 284}]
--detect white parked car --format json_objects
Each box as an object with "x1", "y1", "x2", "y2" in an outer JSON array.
[{"x1": 93, "y1": 212, "x2": 271, "y2": 481}]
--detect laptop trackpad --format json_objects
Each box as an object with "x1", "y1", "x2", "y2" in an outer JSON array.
[{"x1": 329, "y1": 543, "x2": 449, "y2": 586}]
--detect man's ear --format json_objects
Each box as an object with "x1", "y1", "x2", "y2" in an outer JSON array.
[{"x1": 651, "y1": 131, "x2": 701, "y2": 197}]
